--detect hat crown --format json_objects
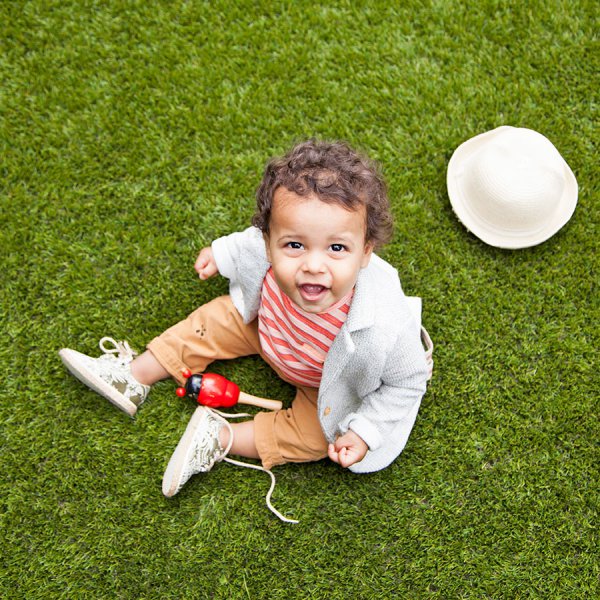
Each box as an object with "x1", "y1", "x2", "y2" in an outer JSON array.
[
  {"x1": 466, "y1": 129, "x2": 565, "y2": 233},
  {"x1": 447, "y1": 126, "x2": 577, "y2": 248}
]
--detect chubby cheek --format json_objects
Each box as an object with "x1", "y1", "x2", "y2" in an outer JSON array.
[
  {"x1": 332, "y1": 268, "x2": 356, "y2": 294},
  {"x1": 269, "y1": 256, "x2": 296, "y2": 285}
]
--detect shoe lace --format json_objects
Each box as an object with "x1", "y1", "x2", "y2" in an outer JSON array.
[
  {"x1": 216, "y1": 410, "x2": 299, "y2": 524},
  {"x1": 224, "y1": 457, "x2": 299, "y2": 525},
  {"x1": 99, "y1": 337, "x2": 137, "y2": 364}
]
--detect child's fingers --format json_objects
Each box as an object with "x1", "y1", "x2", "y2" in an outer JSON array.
[
  {"x1": 328, "y1": 443, "x2": 347, "y2": 466},
  {"x1": 327, "y1": 443, "x2": 339, "y2": 463},
  {"x1": 197, "y1": 266, "x2": 210, "y2": 280},
  {"x1": 329, "y1": 443, "x2": 353, "y2": 468},
  {"x1": 194, "y1": 253, "x2": 209, "y2": 273},
  {"x1": 199, "y1": 263, "x2": 218, "y2": 280},
  {"x1": 338, "y1": 447, "x2": 352, "y2": 468},
  {"x1": 194, "y1": 248, "x2": 217, "y2": 279},
  {"x1": 194, "y1": 259, "x2": 206, "y2": 275}
]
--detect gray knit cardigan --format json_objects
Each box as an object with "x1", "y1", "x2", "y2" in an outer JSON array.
[{"x1": 212, "y1": 227, "x2": 430, "y2": 473}]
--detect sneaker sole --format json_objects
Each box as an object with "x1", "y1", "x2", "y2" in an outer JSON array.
[
  {"x1": 162, "y1": 406, "x2": 208, "y2": 498},
  {"x1": 58, "y1": 348, "x2": 138, "y2": 417}
]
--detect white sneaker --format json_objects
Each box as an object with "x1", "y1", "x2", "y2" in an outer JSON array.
[
  {"x1": 162, "y1": 406, "x2": 232, "y2": 498},
  {"x1": 58, "y1": 337, "x2": 150, "y2": 417},
  {"x1": 162, "y1": 407, "x2": 299, "y2": 523}
]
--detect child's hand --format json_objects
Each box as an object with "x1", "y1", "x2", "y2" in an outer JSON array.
[
  {"x1": 194, "y1": 247, "x2": 218, "y2": 280},
  {"x1": 328, "y1": 430, "x2": 368, "y2": 469}
]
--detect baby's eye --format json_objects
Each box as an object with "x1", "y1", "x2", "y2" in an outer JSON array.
[
  {"x1": 330, "y1": 244, "x2": 346, "y2": 252},
  {"x1": 287, "y1": 241, "x2": 303, "y2": 250}
]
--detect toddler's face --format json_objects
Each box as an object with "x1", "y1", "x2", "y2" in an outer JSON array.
[{"x1": 264, "y1": 187, "x2": 373, "y2": 314}]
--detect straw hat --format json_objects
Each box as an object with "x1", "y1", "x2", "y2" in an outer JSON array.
[{"x1": 447, "y1": 126, "x2": 578, "y2": 249}]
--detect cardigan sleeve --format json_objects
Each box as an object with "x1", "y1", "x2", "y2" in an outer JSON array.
[
  {"x1": 211, "y1": 226, "x2": 269, "y2": 323},
  {"x1": 211, "y1": 227, "x2": 262, "y2": 278},
  {"x1": 337, "y1": 320, "x2": 429, "y2": 452}
]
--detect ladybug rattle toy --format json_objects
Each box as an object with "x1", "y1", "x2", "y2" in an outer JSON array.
[{"x1": 176, "y1": 369, "x2": 282, "y2": 411}]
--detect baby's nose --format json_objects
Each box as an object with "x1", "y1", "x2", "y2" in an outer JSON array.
[{"x1": 302, "y1": 251, "x2": 326, "y2": 273}]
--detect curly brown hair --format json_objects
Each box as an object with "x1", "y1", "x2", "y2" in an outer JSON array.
[{"x1": 252, "y1": 140, "x2": 393, "y2": 249}]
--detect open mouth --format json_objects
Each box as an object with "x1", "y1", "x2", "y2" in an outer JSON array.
[{"x1": 299, "y1": 284, "x2": 328, "y2": 300}]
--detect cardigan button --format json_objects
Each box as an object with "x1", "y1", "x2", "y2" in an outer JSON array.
[{"x1": 323, "y1": 407, "x2": 331, "y2": 416}]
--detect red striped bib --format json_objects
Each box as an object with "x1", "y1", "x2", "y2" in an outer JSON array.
[{"x1": 258, "y1": 268, "x2": 353, "y2": 387}]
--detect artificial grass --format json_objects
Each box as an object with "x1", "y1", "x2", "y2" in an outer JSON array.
[{"x1": 1, "y1": 0, "x2": 598, "y2": 597}]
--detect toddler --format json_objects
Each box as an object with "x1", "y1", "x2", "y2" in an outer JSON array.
[{"x1": 59, "y1": 140, "x2": 433, "y2": 522}]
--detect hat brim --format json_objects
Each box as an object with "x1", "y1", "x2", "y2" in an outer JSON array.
[{"x1": 447, "y1": 126, "x2": 578, "y2": 249}]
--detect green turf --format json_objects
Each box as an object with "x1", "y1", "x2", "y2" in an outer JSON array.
[{"x1": 1, "y1": 0, "x2": 598, "y2": 597}]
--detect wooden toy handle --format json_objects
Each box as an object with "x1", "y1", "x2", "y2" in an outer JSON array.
[{"x1": 237, "y1": 391, "x2": 282, "y2": 411}]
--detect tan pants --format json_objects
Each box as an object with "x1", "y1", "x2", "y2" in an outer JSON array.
[{"x1": 147, "y1": 296, "x2": 329, "y2": 469}]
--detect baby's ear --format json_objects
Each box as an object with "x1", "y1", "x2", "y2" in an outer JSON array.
[
  {"x1": 263, "y1": 233, "x2": 272, "y2": 263},
  {"x1": 361, "y1": 242, "x2": 374, "y2": 268}
]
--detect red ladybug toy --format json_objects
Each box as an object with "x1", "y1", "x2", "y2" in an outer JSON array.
[{"x1": 176, "y1": 369, "x2": 282, "y2": 411}]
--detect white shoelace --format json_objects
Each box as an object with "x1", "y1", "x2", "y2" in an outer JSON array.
[
  {"x1": 99, "y1": 337, "x2": 137, "y2": 363},
  {"x1": 217, "y1": 411, "x2": 298, "y2": 524},
  {"x1": 224, "y1": 457, "x2": 299, "y2": 524}
]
